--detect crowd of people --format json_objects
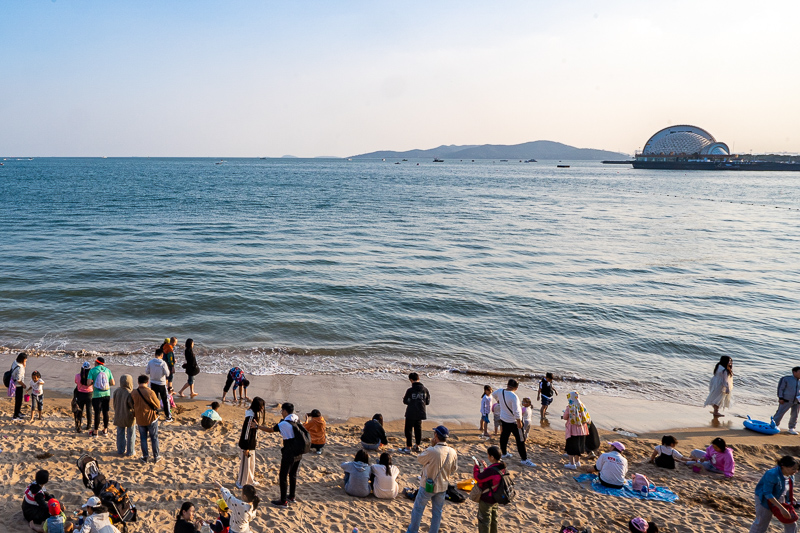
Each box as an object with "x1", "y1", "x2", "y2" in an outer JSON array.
[{"x1": 7, "y1": 346, "x2": 800, "y2": 532}]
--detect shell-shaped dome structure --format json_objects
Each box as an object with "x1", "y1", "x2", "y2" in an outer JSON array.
[{"x1": 642, "y1": 125, "x2": 729, "y2": 156}]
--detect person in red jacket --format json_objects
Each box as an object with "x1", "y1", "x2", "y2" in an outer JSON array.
[{"x1": 473, "y1": 446, "x2": 505, "y2": 533}]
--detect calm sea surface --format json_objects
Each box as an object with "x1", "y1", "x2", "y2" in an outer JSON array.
[{"x1": 1, "y1": 157, "x2": 798, "y2": 406}]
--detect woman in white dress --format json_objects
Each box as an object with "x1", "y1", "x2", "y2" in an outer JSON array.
[{"x1": 704, "y1": 356, "x2": 733, "y2": 417}]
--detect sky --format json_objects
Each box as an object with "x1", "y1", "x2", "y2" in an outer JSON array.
[{"x1": 1, "y1": 1, "x2": 799, "y2": 157}]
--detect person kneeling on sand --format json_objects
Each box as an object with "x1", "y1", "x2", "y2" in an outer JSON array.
[
  {"x1": 78, "y1": 496, "x2": 120, "y2": 533},
  {"x1": 201, "y1": 402, "x2": 223, "y2": 430},
  {"x1": 687, "y1": 437, "x2": 735, "y2": 478},
  {"x1": 404, "y1": 425, "x2": 458, "y2": 533},
  {"x1": 594, "y1": 441, "x2": 628, "y2": 489},
  {"x1": 341, "y1": 450, "x2": 372, "y2": 497},
  {"x1": 304, "y1": 409, "x2": 326, "y2": 454},
  {"x1": 360, "y1": 414, "x2": 389, "y2": 451}
]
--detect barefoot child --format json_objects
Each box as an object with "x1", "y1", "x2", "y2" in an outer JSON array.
[
  {"x1": 537, "y1": 372, "x2": 558, "y2": 419},
  {"x1": 650, "y1": 435, "x2": 688, "y2": 469},
  {"x1": 27, "y1": 371, "x2": 45, "y2": 421},
  {"x1": 479, "y1": 385, "x2": 492, "y2": 439}
]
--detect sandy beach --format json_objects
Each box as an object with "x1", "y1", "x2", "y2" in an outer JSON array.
[{"x1": 0, "y1": 354, "x2": 795, "y2": 532}]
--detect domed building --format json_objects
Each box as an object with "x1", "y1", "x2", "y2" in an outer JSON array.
[{"x1": 633, "y1": 125, "x2": 734, "y2": 170}]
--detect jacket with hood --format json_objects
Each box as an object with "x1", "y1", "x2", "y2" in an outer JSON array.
[
  {"x1": 341, "y1": 461, "x2": 371, "y2": 497},
  {"x1": 112, "y1": 375, "x2": 135, "y2": 428},
  {"x1": 403, "y1": 381, "x2": 430, "y2": 420},
  {"x1": 304, "y1": 416, "x2": 326, "y2": 445},
  {"x1": 79, "y1": 511, "x2": 120, "y2": 533}
]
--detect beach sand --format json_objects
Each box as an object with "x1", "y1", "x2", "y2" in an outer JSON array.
[{"x1": 0, "y1": 354, "x2": 794, "y2": 532}]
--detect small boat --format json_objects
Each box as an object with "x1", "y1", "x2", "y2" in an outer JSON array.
[
  {"x1": 215, "y1": 160, "x2": 226, "y2": 165},
  {"x1": 557, "y1": 165, "x2": 570, "y2": 168},
  {"x1": 382, "y1": 158, "x2": 386, "y2": 161},
  {"x1": 525, "y1": 159, "x2": 537, "y2": 163},
  {"x1": 433, "y1": 159, "x2": 444, "y2": 163},
  {"x1": 394, "y1": 162, "x2": 400, "y2": 164},
  {"x1": 500, "y1": 159, "x2": 508, "y2": 162},
  {"x1": 402, "y1": 159, "x2": 408, "y2": 161}
]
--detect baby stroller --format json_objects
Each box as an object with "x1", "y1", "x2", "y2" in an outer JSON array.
[{"x1": 77, "y1": 454, "x2": 137, "y2": 530}]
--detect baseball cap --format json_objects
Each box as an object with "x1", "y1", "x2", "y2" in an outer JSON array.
[
  {"x1": 81, "y1": 361, "x2": 91, "y2": 369},
  {"x1": 433, "y1": 425, "x2": 449, "y2": 438},
  {"x1": 216, "y1": 498, "x2": 228, "y2": 511},
  {"x1": 82, "y1": 496, "x2": 101, "y2": 508},
  {"x1": 608, "y1": 441, "x2": 626, "y2": 452},
  {"x1": 47, "y1": 499, "x2": 61, "y2": 516}
]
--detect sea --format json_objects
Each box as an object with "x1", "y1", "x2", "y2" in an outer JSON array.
[{"x1": 1, "y1": 157, "x2": 798, "y2": 407}]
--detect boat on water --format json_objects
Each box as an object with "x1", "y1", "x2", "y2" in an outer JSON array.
[
  {"x1": 215, "y1": 160, "x2": 226, "y2": 165},
  {"x1": 524, "y1": 159, "x2": 537, "y2": 163},
  {"x1": 433, "y1": 159, "x2": 444, "y2": 162},
  {"x1": 557, "y1": 165, "x2": 570, "y2": 168},
  {"x1": 499, "y1": 159, "x2": 508, "y2": 162}
]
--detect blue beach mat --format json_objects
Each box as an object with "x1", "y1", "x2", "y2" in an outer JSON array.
[{"x1": 573, "y1": 474, "x2": 679, "y2": 503}]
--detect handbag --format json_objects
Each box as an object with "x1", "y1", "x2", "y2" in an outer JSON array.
[
  {"x1": 469, "y1": 483, "x2": 484, "y2": 502},
  {"x1": 768, "y1": 476, "x2": 799, "y2": 524}
]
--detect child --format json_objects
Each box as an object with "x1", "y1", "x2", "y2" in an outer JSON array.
[
  {"x1": 209, "y1": 498, "x2": 230, "y2": 533},
  {"x1": 650, "y1": 435, "x2": 687, "y2": 469},
  {"x1": 45, "y1": 498, "x2": 74, "y2": 533},
  {"x1": 491, "y1": 402, "x2": 501, "y2": 436},
  {"x1": 304, "y1": 409, "x2": 327, "y2": 454},
  {"x1": 537, "y1": 372, "x2": 558, "y2": 419},
  {"x1": 27, "y1": 371, "x2": 45, "y2": 421},
  {"x1": 521, "y1": 397, "x2": 533, "y2": 441},
  {"x1": 201, "y1": 402, "x2": 223, "y2": 429},
  {"x1": 479, "y1": 385, "x2": 492, "y2": 439},
  {"x1": 71, "y1": 388, "x2": 83, "y2": 433}
]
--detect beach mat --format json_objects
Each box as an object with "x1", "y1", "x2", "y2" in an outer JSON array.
[{"x1": 573, "y1": 474, "x2": 679, "y2": 503}]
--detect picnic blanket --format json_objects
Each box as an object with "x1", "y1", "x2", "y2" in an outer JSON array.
[{"x1": 573, "y1": 474, "x2": 679, "y2": 503}]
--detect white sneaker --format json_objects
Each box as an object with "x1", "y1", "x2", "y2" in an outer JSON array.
[
  {"x1": 501, "y1": 453, "x2": 513, "y2": 459},
  {"x1": 789, "y1": 429, "x2": 798, "y2": 435},
  {"x1": 563, "y1": 463, "x2": 577, "y2": 470},
  {"x1": 520, "y1": 459, "x2": 537, "y2": 467}
]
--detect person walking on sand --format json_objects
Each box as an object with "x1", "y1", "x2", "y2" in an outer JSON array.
[
  {"x1": 749, "y1": 455, "x2": 798, "y2": 533},
  {"x1": 132, "y1": 375, "x2": 162, "y2": 463},
  {"x1": 146, "y1": 348, "x2": 172, "y2": 422},
  {"x1": 87, "y1": 357, "x2": 115, "y2": 436},
  {"x1": 112, "y1": 374, "x2": 136, "y2": 457},
  {"x1": 178, "y1": 338, "x2": 200, "y2": 398},
  {"x1": 703, "y1": 356, "x2": 733, "y2": 418},
  {"x1": 774, "y1": 367, "x2": 800, "y2": 435},
  {"x1": 236, "y1": 397, "x2": 266, "y2": 489},
  {"x1": 492, "y1": 379, "x2": 536, "y2": 468},
  {"x1": 401, "y1": 372, "x2": 430, "y2": 454},
  {"x1": 404, "y1": 425, "x2": 458, "y2": 533}
]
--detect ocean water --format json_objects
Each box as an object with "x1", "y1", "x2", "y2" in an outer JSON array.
[{"x1": 1, "y1": 157, "x2": 798, "y2": 406}]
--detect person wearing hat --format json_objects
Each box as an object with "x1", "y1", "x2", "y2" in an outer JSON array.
[
  {"x1": 78, "y1": 495, "x2": 120, "y2": 533},
  {"x1": 87, "y1": 357, "x2": 115, "y2": 437},
  {"x1": 404, "y1": 425, "x2": 458, "y2": 533},
  {"x1": 43, "y1": 498, "x2": 74, "y2": 533},
  {"x1": 594, "y1": 441, "x2": 628, "y2": 489},
  {"x1": 74, "y1": 361, "x2": 94, "y2": 433},
  {"x1": 209, "y1": 498, "x2": 231, "y2": 533}
]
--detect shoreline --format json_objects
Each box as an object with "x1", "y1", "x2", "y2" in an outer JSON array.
[{"x1": 0, "y1": 353, "x2": 779, "y2": 434}]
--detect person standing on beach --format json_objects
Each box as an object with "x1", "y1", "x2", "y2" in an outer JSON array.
[
  {"x1": 492, "y1": 379, "x2": 536, "y2": 467},
  {"x1": 404, "y1": 425, "x2": 458, "y2": 533},
  {"x1": 74, "y1": 362, "x2": 93, "y2": 432},
  {"x1": 401, "y1": 373, "x2": 430, "y2": 454},
  {"x1": 773, "y1": 367, "x2": 800, "y2": 435},
  {"x1": 237, "y1": 397, "x2": 266, "y2": 489},
  {"x1": 10, "y1": 352, "x2": 27, "y2": 420},
  {"x1": 178, "y1": 338, "x2": 200, "y2": 398},
  {"x1": 749, "y1": 456, "x2": 799, "y2": 533},
  {"x1": 146, "y1": 348, "x2": 172, "y2": 422},
  {"x1": 162, "y1": 337, "x2": 177, "y2": 390},
  {"x1": 132, "y1": 374, "x2": 162, "y2": 463},
  {"x1": 703, "y1": 356, "x2": 733, "y2": 418},
  {"x1": 251, "y1": 402, "x2": 306, "y2": 508},
  {"x1": 112, "y1": 374, "x2": 136, "y2": 457},
  {"x1": 87, "y1": 357, "x2": 115, "y2": 436}
]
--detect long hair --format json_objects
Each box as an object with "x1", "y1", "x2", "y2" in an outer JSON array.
[
  {"x1": 379, "y1": 452, "x2": 393, "y2": 477},
  {"x1": 80, "y1": 366, "x2": 91, "y2": 386},
  {"x1": 176, "y1": 501, "x2": 193, "y2": 520},
  {"x1": 249, "y1": 397, "x2": 266, "y2": 423},
  {"x1": 354, "y1": 450, "x2": 370, "y2": 465},
  {"x1": 713, "y1": 356, "x2": 733, "y2": 377},
  {"x1": 242, "y1": 485, "x2": 260, "y2": 509}
]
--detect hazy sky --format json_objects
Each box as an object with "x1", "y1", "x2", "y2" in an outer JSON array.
[{"x1": 2, "y1": 1, "x2": 798, "y2": 157}]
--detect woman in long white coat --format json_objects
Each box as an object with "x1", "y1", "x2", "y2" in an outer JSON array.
[{"x1": 704, "y1": 356, "x2": 733, "y2": 417}]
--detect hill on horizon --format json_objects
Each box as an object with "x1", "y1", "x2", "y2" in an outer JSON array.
[{"x1": 350, "y1": 141, "x2": 629, "y2": 160}]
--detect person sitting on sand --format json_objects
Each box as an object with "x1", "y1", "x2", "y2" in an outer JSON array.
[
  {"x1": 304, "y1": 409, "x2": 326, "y2": 454},
  {"x1": 44, "y1": 498, "x2": 74, "y2": 533},
  {"x1": 594, "y1": 441, "x2": 628, "y2": 489},
  {"x1": 629, "y1": 517, "x2": 658, "y2": 533},
  {"x1": 342, "y1": 450, "x2": 372, "y2": 497},
  {"x1": 750, "y1": 455, "x2": 798, "y2": 533},
  {"x1": 371, "y1": 452, "x2": 400, "y2": 499},
  {"x1": 178, "y1": 338, "x2": 200, "y2": 398},
  {"x1": 649, "y1": 435, "x2": 688, "y2": 469},
  {"x1": 360, "y1": 414, "x2": 389, "y2": 451},
  {"x1": 215, "y1": 481, "x2": 259, "y2": 533},
  {"x1": 222, "y1": 367, "x2": 250, "y2": 403},
  {"x1": 78, "y1": 496, "x2": 120, "y2": 533},
  {"x1": 201, "y1": 402, "x2": 223, "y2": 429},
  {"x1": 22, "y1": 470, "x2": 54, "y2": 532},
  {"x1": 703, "y1": 356, "x2": 733, "y2": 418},
  {"x1": 209, "y1": 498, "x2": 230, "y2": 533},
  {"x1": 688, "y1": 437, "x2": 735, "y2": 478},
  {"x1": 174, "y1": 501, "x2": 204, "y2": 533}
]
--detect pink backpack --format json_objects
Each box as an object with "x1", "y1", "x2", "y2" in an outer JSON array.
[{"x1": 631, "y1": 473, "x2": 650, "y2": 491}]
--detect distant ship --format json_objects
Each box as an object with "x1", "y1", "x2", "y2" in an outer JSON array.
[
  {"x1": 433, "y1": 159, "x2": 444, "y2": 162},
  {"x1": 524, "y1": 159, "x2": 537, "y2": 163}
]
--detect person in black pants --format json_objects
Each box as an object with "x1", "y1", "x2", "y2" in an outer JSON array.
[
  {"x1": 75, "y1": 362, "x2": 93, "y2": 431},
  {"x1": 252, "y1": 402, "x2": 303, "y2": 508},
  {"x1": 401, "y1": 372, "x2": 430, "y2": 453},
  {"x1": 492, "y1": 379, "x2": 537, "y2": 468},
  {"x1": 11, "y1": 352, "x2": 28, "y2": 419}
]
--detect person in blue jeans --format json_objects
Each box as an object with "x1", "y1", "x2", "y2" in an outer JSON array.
[
  {"x1": 112, "y1": 374, "x2": 137, "y2": 457},
  {"x1": 132, "y1": 375, "x2": 162, "y2": 463},
  {"x1": 750, "y1": 455, "x2": 799, "y2": 533},
  {"x1": 405, "y1": 426, "x2": 458, "y2": 533}
]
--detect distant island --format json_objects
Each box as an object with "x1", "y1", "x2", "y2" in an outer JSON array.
[{"x1": 350, "y1": 140, "x2": 630, "y2": 160}]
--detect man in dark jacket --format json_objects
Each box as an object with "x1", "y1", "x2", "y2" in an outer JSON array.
[
  {"x1": 774, "y1": 367, "x2": 800, "y2": 435},
  {"x1": 401, "y1": 372, "x2": 430, "y2": 453}
]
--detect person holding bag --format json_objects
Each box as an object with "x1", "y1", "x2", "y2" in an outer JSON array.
[
  {"x1": 472, "y1": 446, "x2": 505, "y2": 533},
  {"x1": 750, "y1": 455, "x2": 799, "y2": 533}
]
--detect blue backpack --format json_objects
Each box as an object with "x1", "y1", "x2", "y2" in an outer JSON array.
[{"x1": 45, "y1": 515, "x2": 65, "y2": 533}]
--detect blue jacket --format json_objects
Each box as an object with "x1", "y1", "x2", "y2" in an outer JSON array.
[{"x1": 755, "y1": 466, "x2": 793, "y2": 508}]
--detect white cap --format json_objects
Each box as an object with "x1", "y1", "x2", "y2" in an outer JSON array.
[{"x1": 82, "y1": 496, "x2": 101, "y2": 508}]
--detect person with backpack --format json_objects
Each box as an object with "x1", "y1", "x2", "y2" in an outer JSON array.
[
  {"x1": 251, "y1": 402, "x2": 310, "y2": 508},
  {"x1": 401, "y1": 372, "x2": 430, "y2": 453},
  {"x1": 236, "y1": 397, "x2": 266, "y2": 489},
  {"x1": 87, "y1": 357, "x2": 115, "y2": 437},
  {"x1": 44, "y1": 498, "x2": 73, "y2": 533},
  {"x1": 404, "y1": 425, "x2": 458, "y2": 533},
  {"x1": 74, "y1": 362, "x2": 93, "y2": 432},
  {"x1": 473, "y1": 446, "x2": 507, "y2": 533},
  {"x1": 491, "y1": 379, "x2": 536, "y2": 468},
  {"x1": 132, "y1": 374, "x2": 162, "y2": 463},
  {"x1": 8, "y1": 352, "x2": 27, "y2": 419}
]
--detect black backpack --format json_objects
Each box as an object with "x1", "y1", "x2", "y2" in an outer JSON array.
[
  {"x1": 2, "y1": 365, "x2": 13, "y2": 388},
  {"x1": 289, "y1": 421, "x2": 311, "y2": 459},
  {"x1": 491, "y1": 468, "x2": 516, "y2": 505}
]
